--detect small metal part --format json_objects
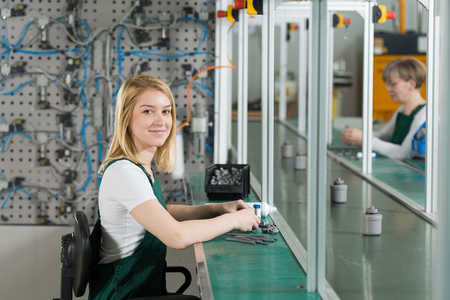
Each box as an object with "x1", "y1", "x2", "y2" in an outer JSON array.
[
  {"x1": 226, "y1": 237, "x2": 255, "y2": 245},
  {"x1": 226, "y1": 233, "x2": 277, "y2": 242},
  {"x1": 330, "y1": 177, "x2": 348, "y2": 203},
  {"x1": 281, "y1": 141, "x2": 294, "y2": 158},
  {"x1": 294, "y1": 153, "x2": 307, "y2": 170}
]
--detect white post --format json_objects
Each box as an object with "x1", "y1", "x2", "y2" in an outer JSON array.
[
  {"x1": 214, "y1": 0, "x2": 230, "y2": 163},
  {"x1": 237, "y1": 10, "x2": 249, "y2": 164},
  {"x1": 307, "y1": 0, "x2": 327, "y2": 294}
]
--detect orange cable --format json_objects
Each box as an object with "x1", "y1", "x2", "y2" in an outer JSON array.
[
  {"x1": 177, "y1": 56, "x2": 236, "y2": 130},
  {"x1": 227, "y1": 21, "x2": 237, "y2": 34}
]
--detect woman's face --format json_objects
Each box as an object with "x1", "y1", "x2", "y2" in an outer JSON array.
[
  {"x1": 385, "y1": 71, "x2": 414, "y2": 103},
  {"x1": 129, "y1": 89, "x2": 173, "y2": 152}
]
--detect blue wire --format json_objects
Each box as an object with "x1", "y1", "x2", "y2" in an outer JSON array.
[
  {"x1": 77, "y1": 19, "x2": 91, "y2": 101},
  {"x1": 0, "y1": 172, "x2": 5, "y2": 179},
  {"x1": 78, "y1": 18, "x2": 90, "y2": 37},
  {"x1": 0, "y1": 49, "x2": 10, "y2": 62},
  {"x1": 171, "y1": 192, "x2": 185, "y2": 198},
  {"x1": 2, "y1": 19, "x2": 12, "y2": 49},
  {"x1": 176, "y1": 16, "x2": 210, "y2": 55},
  {"x1": 2, "y1": 80, "x2": 33, "y2": 96},
  {"x1": 7, "y1": 21, "x2": 35, "y2": 49},
  {"x1": 15, "y1": 47, "x2": 85, "y2": 56},
  {"x1": 97, "y1": 130, "x2": 102, "y2": 190},
  {"x1": 200, "y1": 59, "x2": 215, "y2": 70},
  {"x1": 1, "y1": 186, "x2": 34, "y2": 209},
  {"x1": 16, "y1": 187, "x2": 34, "y2": 198},
  {"x1": 148, "y1": 45, "x2": 188, "y2": 55},
  {"x1": 15, "y1": 49, "x2": 60, "y2": 56},
  {"x1": 1, "y1": 188, "x2": 15, "y2": 209},
  {"x1": 205, "y1": 141, "x2": 212, "y2": 153},
  {"x1": 1, "y1": 131, "x2": 33, "y2": 152},
  {"x1": 0, "y1": 115, "x2": 6, "y2": 123},
  {"x1": 0, "y1": 78, "x2": 5, "y2": 93},
  {"x1": 174, "y1": 81, "x2": 213, "y2": 98},
  {"x1": 202, "y1": 0, "x2": 214, "y2": 10},
  {"x1": 75, "y1": 78, "x2": 89, "y2": 109},
  {"x1": 117, "y1": 23, "x2": 129, "y2": 77},
  {"x1": 76, "y1": 116, "x2": 92, "y2": 192}
]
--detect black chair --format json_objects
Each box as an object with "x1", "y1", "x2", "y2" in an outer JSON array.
[{"x1": 54, "y1": 211, "x2": 198, "y2": 300}]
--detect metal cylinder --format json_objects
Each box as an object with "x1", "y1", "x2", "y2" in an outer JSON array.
[
  {"x1": 330, "y1": 177, "x2": 347, "y2": 203},
  {"x1": 362, "y1": 206, "x2": 382, "y2": 235},
  {"x1": 294, "y1": 153, "x2": 307, "y2": 170},
  {"x1": 281, "y1": 141, "x2": 294, "y2": 158}
]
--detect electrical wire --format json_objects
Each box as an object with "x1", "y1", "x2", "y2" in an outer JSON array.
[
  {"x1": 202, "y1": 0, "x2": 214, "y2": 11},
  {"x1": 174, "y1": 80, "x2": 213, "y2": 98},
  {"x1": 177, "y1": 55, "x2": 236, "y2": 130},
  {"x1": 75, "y1": 115, "x2": 93, "y2": 193},
  {"x1": 1, "y1": 186, "x2": 34, "y2": 209},
  {"x1": 97, "y1": 130, "x2": 103, "y2": 190},
  {"x1": 1, "y1": 130, "x2": 34, "y2": 152},
  {"x1": 1, "y1": 79, "x2": 34, "y2": 96}
]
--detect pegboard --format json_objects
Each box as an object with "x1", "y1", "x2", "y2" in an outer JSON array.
[{"x1": 0, "y1": 0, "x2": 216, "y2": 225}]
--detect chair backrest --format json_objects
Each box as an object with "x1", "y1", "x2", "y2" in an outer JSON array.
[
  {"x1": 73, "y1": 211, "x2": 91, "y2": 296},
  {"x1": 58, "y1": 211, "x2": 91, "y2": 300}
]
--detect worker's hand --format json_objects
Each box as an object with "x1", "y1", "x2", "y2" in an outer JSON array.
[
  {"x1": 216, "y1": 199, "x2": 248, "y2": 214},
  {"x1": 230, "y1": 207, "x2": 261, "y2": 232},
  {"x1": 340, "y1": 128, "x2": 363, "y2": 147}
]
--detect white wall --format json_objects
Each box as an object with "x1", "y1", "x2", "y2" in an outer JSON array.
[{"x1": 0, "y1": 226, "x2": 198, "y2": 299}]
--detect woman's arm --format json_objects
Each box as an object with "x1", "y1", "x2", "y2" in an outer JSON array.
[
  {"x1": 374, "y1": 108, "x2": 400, "y2": 141},
  {"x1": 340, "y1": 107, "x2": 401, "y2": 147},
  {"x1": 373, "y1": 107, "x2": 426, "y2": 159},
  {"x1": 166, "y1": 200, "x2": 249, "y2": 221},
  {"x1": 131, "y1": 199, "x2": 260, "y2": 249}
]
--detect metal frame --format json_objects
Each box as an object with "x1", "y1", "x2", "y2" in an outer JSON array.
[
  {"x1": 261, "y1": 0, "x2": 275, "y2": 214},
  {"x1": 326, "y1": 1, "x2": 375, "y2": 174},
  {"x1": 298, "y1": 18, "x2": 309, "y2": 136},
  {"x1": 437, "y1": 2, "x2": 449, "y2": 299},
  {"x1": 423, "y1": 0, "x2": 439, "y2": 214},
  {"x1": 214, "y1": 0, "x2": 231, "y2": 164},
  {"x1": 272, "y1": 1, "x2": 310, "y2": 134},
  {"x1": 307, "y1": 0, "x2": 328, "y2": 293},
  {"x1": 237, "y1": 10, "x2": 249, "y2": 164},
  {"x1": 278, "y1": 23, "x2": 287, "y2": 120}
]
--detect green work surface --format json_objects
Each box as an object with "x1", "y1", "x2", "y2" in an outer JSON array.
[
  {"x1": 329, "y1": 127, "x2": 426, "y2": 207},
  {"x1": 330, "y1": 147, "x2": 426, "y2": 207},
  {"x1": 232, "y1": 119, "x2": 435, "y2": 300},
  {"x1": 189, "y1": 172, "x2": 320, "y2": 300}
]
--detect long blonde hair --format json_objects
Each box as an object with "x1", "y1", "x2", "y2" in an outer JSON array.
[{"x1": 99, "y1": 75, "x2": 177, "y2": 174}]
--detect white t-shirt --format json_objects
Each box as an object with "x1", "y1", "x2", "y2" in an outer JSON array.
[
  {"x1": 98, "y1": 159, "x2": 157, "y2": 264},
  {"x1": 373, "y1": 105, "x2": 426, "y2": 160}
]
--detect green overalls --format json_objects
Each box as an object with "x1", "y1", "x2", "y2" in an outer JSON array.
[
  {"x1": 391, "y1": 104, "x2": 425, "y2": 145},
  {"x1": 89, "y1": 158, "x2": 168, "y2": 300}
]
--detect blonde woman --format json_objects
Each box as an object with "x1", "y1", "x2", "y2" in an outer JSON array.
[
  {"x1": 89, "y1": 75, "x2": 260, "y2": 299},
  {"x1": 340, "y1": 57, "x2": 427, "y2": 159}
]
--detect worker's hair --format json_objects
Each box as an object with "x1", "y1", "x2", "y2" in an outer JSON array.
[
  {"x1": 99, "y1": 75, "x2": 177, "y2": 174},
  {"x1": 382, "y1": 57, "x2": 427, "y2": 89}
]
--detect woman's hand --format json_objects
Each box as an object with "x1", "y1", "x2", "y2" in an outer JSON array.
[
  {"x1": 340, "y1": 128, "x2": 363, "y2": 146},
  {"x1": 216, "y1": 199, "x2": 248, "y2": 214},
  {"x1": 228, "y1": 207, "x2": 261, "y2": 232}
]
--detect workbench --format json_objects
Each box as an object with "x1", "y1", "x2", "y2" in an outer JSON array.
[
  {"x1": 189, "y1": 172, "x2": 321, "y2": 300},
  {"x1": 230, "y1": 119, "x2": 435, "y2": 300}
]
